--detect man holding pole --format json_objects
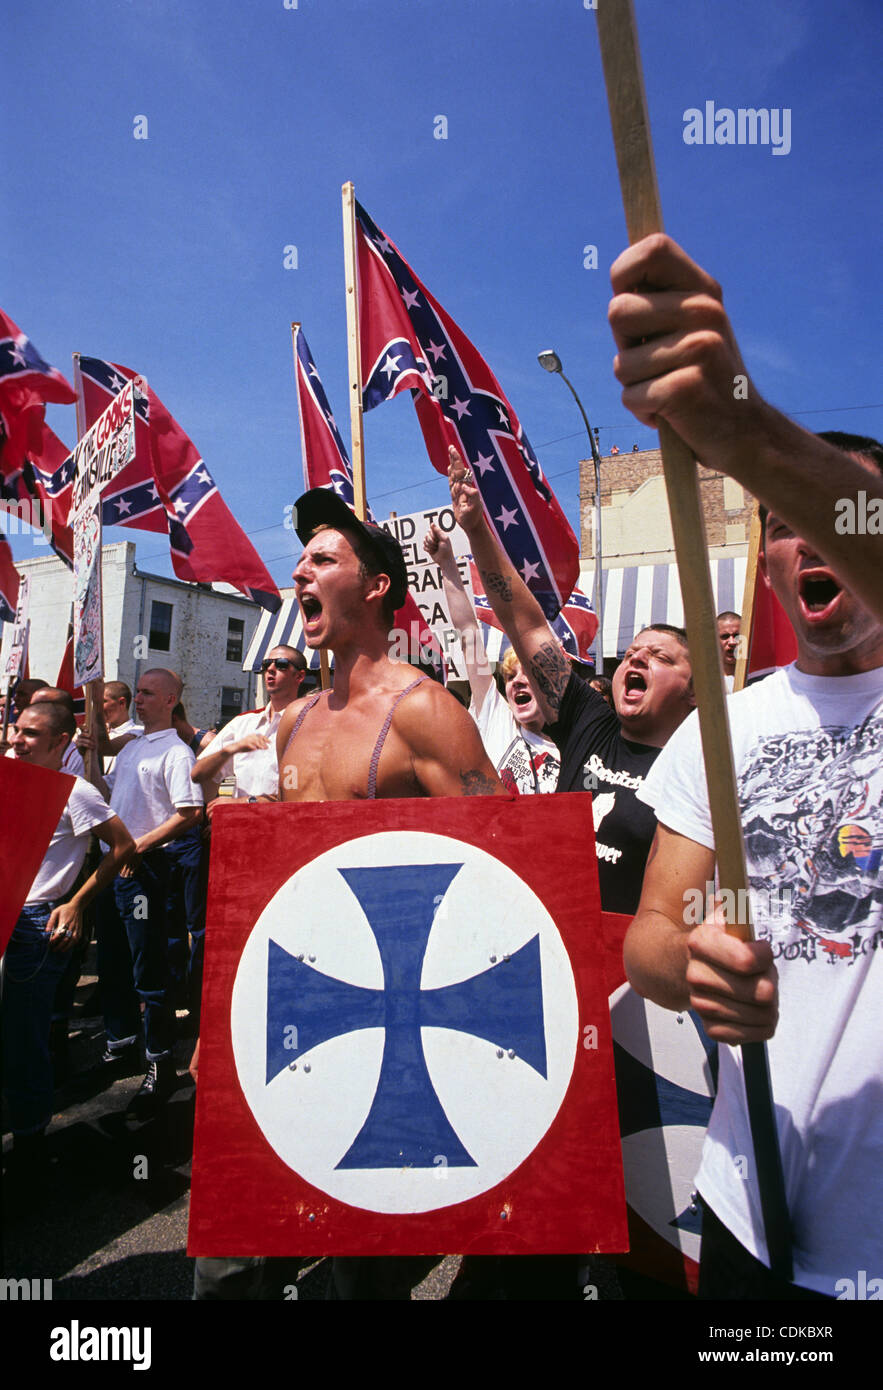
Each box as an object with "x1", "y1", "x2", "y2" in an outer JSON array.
[{"x1": 608, "y1": 235, "x2": 883, "y2": 1297}]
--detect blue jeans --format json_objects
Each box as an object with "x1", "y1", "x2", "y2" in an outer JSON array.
[
  {"x1": 1, "y1": 903, "x2": 71, "y2": 1134},
  {"x1": 96, "y1": 851, "x2": 174, "y2": 1059},
  {"x1": 163, "y1": 828, "x2": 207, "y2": 1011}
]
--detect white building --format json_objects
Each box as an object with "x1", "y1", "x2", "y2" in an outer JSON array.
[{"x1": 13, "y1": 541, "x2": 262, "y2": 729}]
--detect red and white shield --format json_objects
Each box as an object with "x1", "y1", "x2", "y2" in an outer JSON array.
[{"x1": 189, "y1": 795, "x2": 626, "y2": 1256}]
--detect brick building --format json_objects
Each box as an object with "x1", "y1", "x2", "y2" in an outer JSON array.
[{"x1": 579, "y1": 447, "x2": 751, "y2": 662}]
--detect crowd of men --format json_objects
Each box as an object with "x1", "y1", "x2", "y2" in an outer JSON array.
[{"x1": 2, "y1": 234, "x2": 881, "y2": 1302}]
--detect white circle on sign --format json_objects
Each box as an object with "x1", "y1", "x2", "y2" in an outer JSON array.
[{"x1": 231, "y1": 830, "x2": 578, "y2": 1214}]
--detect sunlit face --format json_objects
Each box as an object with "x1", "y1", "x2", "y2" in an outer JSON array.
[
  {"x1": 103, "y1": 691, "x2": 129, "y2": 727},
  {"x1": 717, "y1": 618, "x2": 741, "y2": 674},
  {"x1": 134, "y1": 674, "x2": 174, "y2": 731},
  {"x1": 760, "y1": 455, "x2": 883, "y2": 675},
  {"x1": 611, "y1": 629, "x2": 695, "y2": 747},
  {"x1": 262, "y1": 647, "x2": 304, "y2": 701},
  {"x1": 10, "y1": 707, "x2": 67, "y2": 768},
  {"x1": 293, "y1": 529, "x2": 376, "y2": 648},
  {"x1": 504, "y1": 659, "x2": 543, "y2": 730}
]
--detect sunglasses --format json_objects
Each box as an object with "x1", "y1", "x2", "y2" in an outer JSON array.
[{"x1": 261, "y1": 657, "x2": 298, "y2": 672}]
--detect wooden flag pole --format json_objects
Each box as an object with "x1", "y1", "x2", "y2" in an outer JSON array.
[
  {"x1": 71, "y1": 352, "x2": 100, "y2": 785},
  {"x1": 290, "y1": 321, "x2": 331, "y2": 693},
  {"x1": 595, "y1": 0, "x2": 792, "y2": 1279},
  {"x1": 734, "y1": 504, "x2": 763, "y2": 693},
  {"x1": 341, "y1": 182, "x2": 368, "y2": 526}
]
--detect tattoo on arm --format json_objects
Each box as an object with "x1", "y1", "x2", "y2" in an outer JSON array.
[
  {"x1": 529, "y1": 639, "x2": 571, "y2": 716},
  {"x1": 485, "y1": 571, "x2": 513, "y2": 604},
  {"x1": 459, "y1": 769, "x2": 499, "y2": 796}
]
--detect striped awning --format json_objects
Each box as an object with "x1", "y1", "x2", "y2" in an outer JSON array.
[
  {"x1": 243, "y1": 592, "x2": 512, "y2": 675},
  {"x1": 593, "y1": 555, "x2": 747, "y2": 659},
  {"x1": 243, "y1": 595, "x2": 327, "y2": 672},
  {"x1": 244, "y1": 557, "x2": 747, "y2": 675}
]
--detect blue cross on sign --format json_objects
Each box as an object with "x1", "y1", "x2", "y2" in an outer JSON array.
[
  {"x1": 230, "y1": 829, "x2": 578, "y2": 1215},
  {"x1": 265, "y1": 864, "x2": 547, "y2": 1169}
]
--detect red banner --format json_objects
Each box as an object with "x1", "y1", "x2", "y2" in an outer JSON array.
[
  {"x1": 190, "y1": 795, "x2": 626, "y2": 1257},
  {"x1": 0, "y1": 758, "x2": 74, "y2": 956}
]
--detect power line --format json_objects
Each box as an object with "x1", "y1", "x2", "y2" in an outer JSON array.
[{"x1": 125, "y1": 401, "x2": 883, "y2": 566}]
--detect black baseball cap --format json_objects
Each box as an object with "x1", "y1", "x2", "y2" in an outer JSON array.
[{"x1": 293, "y1": 489, "x2": 409, "y2": 611}]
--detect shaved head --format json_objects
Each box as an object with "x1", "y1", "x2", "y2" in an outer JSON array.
[{"x1": 142, "y1": 668, "x2": 183, "y2": 700}]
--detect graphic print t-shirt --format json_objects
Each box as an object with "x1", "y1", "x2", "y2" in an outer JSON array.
[
  {"x1": 470, "y1": 683, "x2": 560, "y2": 795},
  {"x1": 551, "y1": 673, "x2": 661, "y2": 914},
  {"x1": 638, "y1": 664, "x2": 883, "y2": 1293}
]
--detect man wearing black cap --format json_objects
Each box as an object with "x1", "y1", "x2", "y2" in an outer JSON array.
[
  {"x1": 277, "y1": 489, "x2": 505, "y2": 804},
  {"x1": 271, "y1": 490, "x2": 506, "y2": 1300}
]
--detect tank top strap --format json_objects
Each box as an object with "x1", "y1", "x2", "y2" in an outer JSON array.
[
  {"x1": 282, "y1": 690, "x2": 324, "y2": 758},
  {"x1": 367, "y1": 676, "x2": 429, "y2": 799}
]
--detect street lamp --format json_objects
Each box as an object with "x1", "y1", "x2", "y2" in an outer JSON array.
[{"x1": 537, "y1": 350, "x2": 604, "y2": 668}]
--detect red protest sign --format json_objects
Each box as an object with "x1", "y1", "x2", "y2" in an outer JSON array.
[
  {"x1": 0, "y1": 758, "x2": 74, "y2": 956},
  {"x1": 189, "y1": 795, "x2": 626, "y2": 1257}
]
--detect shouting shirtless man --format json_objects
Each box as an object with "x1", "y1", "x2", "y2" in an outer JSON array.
[
  {"x1": 196, "y1": 492, "x2": 505, "y2": 1301},
  {"x1": 276, "y1": 488, "x2": 506, "y2": 805}
]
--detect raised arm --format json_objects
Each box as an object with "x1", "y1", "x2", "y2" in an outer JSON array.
[
  {"x1": 423, "y1": 523, "x2": 494, "y2": 712},
  {"x1": 625, "y1": 823, "x2": 778, "y2": 1044},
  {"x1": 447, "y1": 447, "x2": 569, "y2": 725},
  {"x1": 609, "y1": 234, "x2": 883, "y2": 620}
]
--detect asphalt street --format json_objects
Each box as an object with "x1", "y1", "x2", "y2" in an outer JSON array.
[{"x1": 2, "y1": 943, "x2": 626, "y2": 1303}]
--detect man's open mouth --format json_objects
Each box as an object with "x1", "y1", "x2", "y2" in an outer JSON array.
[
  {"x1": 513, "y1": 690, "x2": 532, "y2": 707},
  {"x1": 625, "y1": 671, "x2": 647, "y2": 694},
  {"x1": 301, "y1": 595, "x2": 323, "y2": 622},
  {"x1": 799, "y1": 572, "x2": 841, "y2": 617}
]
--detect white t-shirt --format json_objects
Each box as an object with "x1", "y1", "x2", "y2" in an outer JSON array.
[
  {"x1": 638, "y1": 663, "x2": 883, "y2": 1294},
  {"x1": 62, "y1": 743, "x2": 86, "y2": 777},
  {"x1": 470, "y1": 684, "x2": 560, "y2": 795},
  {"x1": 198, "y1": 704, "x2": 284, "y2": 799},
  {"x1": 27, "y1": 774, "x2": 115, "y2": 904},
  {"x1": 107, "y1": 727, "x2": 203, "y2": 840},
  {"x1": 104, "y1": 718, "x2": 143, "y2": 775}
]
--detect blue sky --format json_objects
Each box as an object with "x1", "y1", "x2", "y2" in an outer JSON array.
[{"x1": 5, "y1": 0, "x2": 881, "y2": 586}]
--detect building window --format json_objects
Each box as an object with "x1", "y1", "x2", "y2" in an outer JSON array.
[
  {"x1": 220, "y1": 686, "x2": 244, "y2": 724},
  {"x1": 226, "y1": 617, "x2": 245, "y2": 663},
  {"x1": 149, "y1": 600, "x2": 173, "y2": 651}
]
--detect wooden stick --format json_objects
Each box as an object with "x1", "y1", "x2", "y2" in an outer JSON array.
[
  {"x1": 596, "y1": 0, "x2": 792, "y2": 1281},
  {"x1": 341, "y1": 182, "x2": 368, "y2": 525},
  {"x1": 289, "y1": 322, "x2": 330, "y2": 692},
  {"x1": 734, "y1": 503, "x2": 763, "y2": 693},
  {"x1": 71, "y1": 352, "x2": 101, "y2": 785}
]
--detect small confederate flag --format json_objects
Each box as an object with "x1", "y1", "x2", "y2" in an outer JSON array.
[
  {"x1": 76, "y1": 359, "x2": 281, "y2": 611},
  {"x1": 354, "y1": 201, "x2": 579, "y2": 621},
  {"x1": 469, "y1": 559, "x2": 598, "y2": 663},
  {"x1": 55, "y1": 613, "x2": 86, "y2": 725},
  {"x1": 293, "y1": 324, "x2": 444, "y2": 679},
  {"x1": 0, "y1": 308, "x2": 76, "y2": 479},
  {"x1": 0, "y1": 535, "x2": 19, "y2": 624},
  {"x1": 3, "y1": 421, "x2": 76, "y2": 569}
]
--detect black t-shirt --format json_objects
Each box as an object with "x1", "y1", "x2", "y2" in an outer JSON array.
[{"x1": 550, "y1": 673, "x2": 662, "y2": 915}]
